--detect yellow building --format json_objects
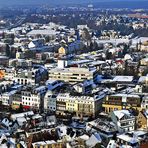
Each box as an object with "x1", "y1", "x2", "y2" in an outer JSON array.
[
  {"x1": 58, "y1": 47, "x2": 66, "y2": 55},
  {"x1": 137, "y1": 111, "x2": 147, "y2": 129},
  {"x1": 16, "y1": 52, "x2": 24, "y2": 59},
  {"x1": 103, "y1": 94, "x2": 142, "y2": 113},
  {"x1": 0, "y1": 70, "x2": 5, "y2": 79},
  {"x1": 58, "y1": 40, "x2": 85, "y2": 56},
  {"x1": 11, "y1": 101, "x2": 21, "y2": 110},
  {"x1": 140, "y1": 58, "x2": 148, "y2": 66},
  {"x1": 56, "y1": 92, "x2": 105, "y2": 118}
]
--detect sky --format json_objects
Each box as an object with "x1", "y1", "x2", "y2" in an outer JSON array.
[{"x1": 0, "y1": 0, "x2": 147, "y2": 8}]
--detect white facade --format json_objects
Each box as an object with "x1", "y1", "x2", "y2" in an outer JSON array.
[
  {"x1": 141, "y1": 96, "x2": 148, "y2": 109},
  {"x1": 22, "y1": 86, "x2": 47, "y2": 109},
  {"x1": 111, "y1": 110, "x2": 135, "y2": 132},
  {"x1": 58, "y1": 60, "x2": 68, "y2": 69},
  {"x1": 0, "y1": 90, "x2": 16, "y2": 106},
  {"x1": 22, "y1": 93, "x2": 40, "y2": 108},
  {"x1": 49, "y1": 67, "x2": 97, "y2": 84},
  {"x1": 14, "y1": 77, "x2": 35, "y2": 85}
]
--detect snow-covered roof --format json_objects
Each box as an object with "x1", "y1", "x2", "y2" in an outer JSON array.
[
  {"x1": 11, "y1": 111, "x2": 34, "y2": 120},
  {"x1": 96, "y1": 38, "x2": 130, "y2": 45},
  {"x1": 86, "y1": 132, "x2": 102, "y2": 147},
  {"x1": 27, "y1": 29, "x2": 60, "y2": 36},
  {"x1": 57, "y1": 125, "x2": 67, "y2": 138},
  {"x1": 113, "y1": 76, "x2": 133, "y2": 82},
  {"x1": 138, "y1": 76, "x2": 147, "y2": 83},
  {"x1": 117, "y1": 134, "x2": 139, "y2": 144},
  {"x1": 79, "y1": 134, "x2": 89, "y2": 141},
  {"x1": 113, "y1": 110, "x2": 132, "y2": 120},
  {"x1": 132, "y1": 37, "x2": 148, "y2": 44}
]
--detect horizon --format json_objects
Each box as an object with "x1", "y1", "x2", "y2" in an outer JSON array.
[{"x1": 0, "y1": 0, "x2": 148, "y2": 8}]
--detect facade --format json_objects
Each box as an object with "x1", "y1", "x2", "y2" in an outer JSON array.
[
  {"x1": 103, "y1": 94, "x2": 142, "y2": 113},
  {"x1": 140, "y1": 58, "x2": 148, "y2": 66},
  {"x1": 0, "y1": 56, "x2": 9, "y2": 67},
  {"x1": 111, "y1": 110, "x2": 135, "y2": 132},
  {"x1": 21, "y1": 86, "x2": 47, "y2": 109},
  {"x1": 45, "y1": 92, "x2": 106, "y2": 118},
  {"x1": 58, "y1": 40, "x2": 84, "y2": 56},
  {"x1": 73, "y1": 80, "x2": 93, "y2": 94},
  {"x1": 4, "y1": 68, "x2": 16, "y2": 80},
  {"x1": 44, "y1": 91, "x2": 57, "y2": 112},
  {"x1": 0, "y1": 90, "x2": 17, "y2": 106},
  {"x1": 141, "y1": 96, "x2": 148, "y2": 109},
  {"x1": 11, "y1": 93, "x2": 22, "y2": 109},
  {"x1": 0, "y1": 69, "x2": 5, "y2": 80},
  {"x1": 14, "y1": 67, "x2": 47, "y2": 85},
  {"x1": 48, "y1": 67, "x2": 97, "y2": 84},
  {"x1": 137, "y1": 111, "x2": 147, "y2": 129},
  {"x1": 117, "y1": 133, "x2": 139, "y2": 147}
]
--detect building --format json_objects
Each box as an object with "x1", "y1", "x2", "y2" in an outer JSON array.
[
  {"x1": 0, "y1": 55, "x2": 9, "y2": 67},
  {"x1": 137, "y1": 110, "x2": 148, "y2": 129},
  {"x1": 21, "y1": 86, "x2": 47, "y2": 110},
  {"x1": 14, "y1": 67, "x2": 47, "y2": 85},
  {"x1": 110, "y1": 110, "x2": 135, "y2": 132},
  {"x1": 46, "y1": 79, "x2": 64, "y2": 91},
  {"x1": 44, "y1": 91, "x2": 57, "y2": 112},
  {"x1": 58, "y1": 40, "x2": 85, "y2": 56},
  {"x1": 0, "y1": 69, "x2": 5, "y2": 80},
  {"x1": 48, "y1": 67, "x2": 97, "y2": 84},
  {"x1": 103, "y1": 93, "x2": 142, "y2": 113},
  {"x1": 4, "y1": 67, "x2": 16, "y2": 80},
  {"x1": 0, "y1": 90, "x2": 17, "y2": 106},
  {"x1": 16, "y1": 52, "x2": 24, "y2": 59},
  {"x1": 45, "y1": 91, "x2": 106, "y2": 118},
  {"x1": 28, "y1": 38, "x2": 44, "y2": 49},
  {"x1": 116, "y1": 133, "x2": 139, "y2": 147},
  {"x1": 141, "y1": 96, "x2": 148, "y2": 109},
  {"x1": 27, "y1": 29, "x2": 59, "y2": 39},
  {"x1": 73, "y1": 80, "x2": 93, "y2": 94},
  {"x1": 140, "y1": 58, "x2": 148, "y2": 66}
]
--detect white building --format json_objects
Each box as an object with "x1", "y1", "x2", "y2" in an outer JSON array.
[
  {"x1": 48, "y1": 67, "x2": 97, "y2": 84},
  {"x1": 0, "y1": 90, "x2": 17, "y2": 106},
  {"x1": 14, "y1": 67, "x2": 47, "y2": 85},
  {"x1": 44, "y1": 90, "x2": 106, "y2": 117},
  {"x1": 141, "y1": 96, "x2": 148, "y2": 109},
  {"x1": 111, "y1": 110, "x2": 135, "y2": 133},
  {"x1": 21, "y1": 86, "x2": 47, "y2": 109}
]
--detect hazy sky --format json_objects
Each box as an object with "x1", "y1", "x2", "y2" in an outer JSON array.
[
  {"x1": 0, "y1": 0, "x2": 147, "y2": 8},
  {"x1": 0, "y1": 0, "x2": 147, "y2": 5}
]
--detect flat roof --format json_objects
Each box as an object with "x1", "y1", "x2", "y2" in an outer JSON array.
[
  {"x1": 113, "y1": 76, "x2": 133, "y2": 82},
  {"x1": 49, "y1": 67, "x2": 96, "y2": 73},
  {"x1": 117, "y1": 134, "x2": 139, "y2": 144},
  {"x1": 27, "y1": 29, "x2": 60, "y2": 36}
]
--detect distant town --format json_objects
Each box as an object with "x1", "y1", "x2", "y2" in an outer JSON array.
[{"x1": 0, "y1": 3, "x2": 148, "y2": 148}]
